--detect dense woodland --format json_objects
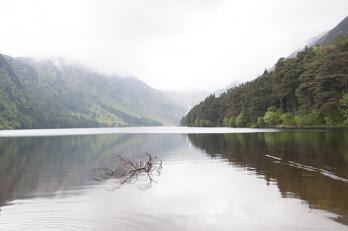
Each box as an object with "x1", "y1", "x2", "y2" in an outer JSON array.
[{"x1": 181, "y1": 35, "x2": 348, "y2": 128}]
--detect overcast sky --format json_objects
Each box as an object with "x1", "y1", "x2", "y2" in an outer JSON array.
[{"x1": 0, "y1": 0, "x2": 347, "y2": 91}]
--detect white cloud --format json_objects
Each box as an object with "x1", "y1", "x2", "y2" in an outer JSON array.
[{"x1": 0, "y1": 0, "x2": 347, "y2": 90}]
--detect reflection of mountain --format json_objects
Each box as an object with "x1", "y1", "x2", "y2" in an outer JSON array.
[
  {"x1": 188, "y1": 131, "x2": 348, "y2": 225},
  {"x1": 0, "y1": 134, "x2": 185, "y2": 206}
]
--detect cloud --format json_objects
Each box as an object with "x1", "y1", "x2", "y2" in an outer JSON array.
[{"x1": 0, "y1": 0, "x2": 347, "y2": 90}]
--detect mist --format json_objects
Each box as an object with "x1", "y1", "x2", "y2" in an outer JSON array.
[{"x1": 0, "y1": 0, "x2": 347, "y2": 90}]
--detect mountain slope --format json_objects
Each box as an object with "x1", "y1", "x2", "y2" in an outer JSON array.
[
  {"x1": 313, "y1": 16, "x2": 348, "y2": 46},
  {"x1": 0, "y1": 55, "x2": 33, "y2": 129},
  {"x1": 162, "y1": 90, "x2": 209, "y2": 114},
  {"x1": 0, "y1": 54, "x2": 185, "y2": 129},
  {"x1": 288, "y1": 16, "x2": 348, "y2": 59},
  {"x1": 182, "y1": 17, "x2": 348, "y2": 128},
  {"x1": 213, "y1": 81, "x2": 240, "y2": 97}
]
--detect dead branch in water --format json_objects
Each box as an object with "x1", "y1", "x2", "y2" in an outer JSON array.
[{"x1": 92, "y1": 152, "x2": 163, "y2": 190}]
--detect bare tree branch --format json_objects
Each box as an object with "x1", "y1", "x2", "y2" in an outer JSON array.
[{"x1": 91, "y1": 153, "x2": 163, "y2": 190}]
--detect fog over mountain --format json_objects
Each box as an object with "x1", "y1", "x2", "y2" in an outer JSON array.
[
  {"x1": 0, "y1": 0, "x2": 347, "y2": 91},
  {"x1": 182, "y1": 15, "x2": 348, "y2": 128},
  {"x1": 0, "y1": 54, "x2": 185, "y2": 129},
  {"x1": 0, "y1": 0, "x2": 348, "y2": 129},
  {"x1": 288, "y1": 16, "x2": 348, "y2": 58},
  {"x1": 162, "y1": 90, "x2": 209, "y2": 114}
]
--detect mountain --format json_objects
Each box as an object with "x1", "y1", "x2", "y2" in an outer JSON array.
[
  {"x1": 0, "y1": 54, "x2": 185, "y2": 129},
  {"x1": 162, "y1": 82, "x2": 240, "y2": 115},
  {"x1": 213, "y1": 81, "x2": 240, "y2": 97},
  {"x1": 288, "y1": 16, "x2": 348, "y2": 58},
  {"x1": 181, "y1": 16, "x2": 348, "y2": 128},
  {"x1": 313, "y1": 16, "x2": 348, "y2": 46},
  {"x1": 0, "y1": 55, "x2": 33, "y2": 129},
  {"x1": 287, "y1": 32, "x2": 327, "y2": 59},
  {"x1": 162, "y1": 90, "x2": 209, "y2": 114}
]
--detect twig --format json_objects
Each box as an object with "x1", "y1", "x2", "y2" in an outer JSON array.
[{"x1": 91, "y1": 152, "x2": 163, "y2": 190}]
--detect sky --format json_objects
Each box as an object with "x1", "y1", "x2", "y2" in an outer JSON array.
[{"x1": 0, "y1": 0, "x2": 347, "y2": 91}]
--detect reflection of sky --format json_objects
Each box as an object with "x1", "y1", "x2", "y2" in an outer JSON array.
[
  {"x1": 0, "y1": 133, "x2": 184, "y2": 206},
  {"x1": 0, "y1": 127, "x2": 281, "y2": 137},
  {"x1": 0, "y1": 132, "x2": 347, "y2": 230}
]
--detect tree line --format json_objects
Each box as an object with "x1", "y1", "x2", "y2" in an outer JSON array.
[{"x1": 181, "y1": 35, "x2": 348, "y2": 128}]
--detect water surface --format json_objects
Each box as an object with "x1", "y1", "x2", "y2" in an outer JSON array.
[{"x1": 0, "y1": 128, "x2": 347, "y2": 230}]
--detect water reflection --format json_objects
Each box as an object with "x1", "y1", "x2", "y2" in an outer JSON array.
[
  {"x1": 0, "y1": 130, "x2": 348, "y2": 230},
  {"x1": 0, "y1": 134, "x2": 183, "y2": 206},
  {"x1": 188, "y1": 130, "x2": 348, "y2": 225}
]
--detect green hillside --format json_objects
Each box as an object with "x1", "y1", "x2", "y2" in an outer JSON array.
[
  {"x1": 181, "y1": 35, "x2": 348, "y2": 128},
  {"x1": 0, "y1": 55, "x2": 185, "y2": 129}
]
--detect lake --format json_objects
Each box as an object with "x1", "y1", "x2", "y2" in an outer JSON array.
[{"x1": 0, "y1": 127, "x2": 347, "y2": 230}]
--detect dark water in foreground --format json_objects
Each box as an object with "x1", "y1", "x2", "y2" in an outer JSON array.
[{"x1": 0, "y1": 128, "x2": 348, "y2": 230}]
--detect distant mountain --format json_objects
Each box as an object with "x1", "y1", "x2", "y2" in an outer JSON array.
[
  {"x1": 287, "y1": 32, "x2": 327, "y2": 59},
  {"x1": 182, "y1": 16, "x2": 348, "y2": 128},
  {"x1": 213, "y1": 81, "x2": 240, "y2": 97},
  {"x1": 289, "y1": 16, "x2": 348, "y2": 58},
  {"x1": 162, "y1": 90, "x2": 209, "y2": 114},
  {"x1": 0, "y1": 54, "x2": 185, "y2": 129},
  {"x1": 313, "y1": 16, "x2": 348, "y2": 46},
  {"x1": 162, "y1": 82, "x2": 240, "y2": 115}
]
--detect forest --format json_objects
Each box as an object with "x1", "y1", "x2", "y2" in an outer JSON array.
[{"x1": 181, "y1": 35, "x2": 348, "y2": 128}]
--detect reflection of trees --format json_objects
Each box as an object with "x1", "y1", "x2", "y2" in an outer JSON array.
[
  {"x1": 0, "y1": 134, "x2": 181, "y2": 207},
  {"x1": 0, "y1": 135, "x2": 107, "y2": 206},
  {"x1": 188, "y1": 131, "x2": 348, "y2": 225}
]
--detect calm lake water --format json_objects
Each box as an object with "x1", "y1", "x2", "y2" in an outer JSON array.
[{"x1": 0, "y1": 127, "x2": 348, "y2": 230}]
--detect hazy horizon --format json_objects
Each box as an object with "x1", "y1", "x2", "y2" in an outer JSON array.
[{"x1": 0, "y1": 0, "x2": 347, "y2": 91}]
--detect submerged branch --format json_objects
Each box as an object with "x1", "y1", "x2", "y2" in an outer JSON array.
[{"x1": 91, "y1": 152, "x2": 163, "y2": 190}]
